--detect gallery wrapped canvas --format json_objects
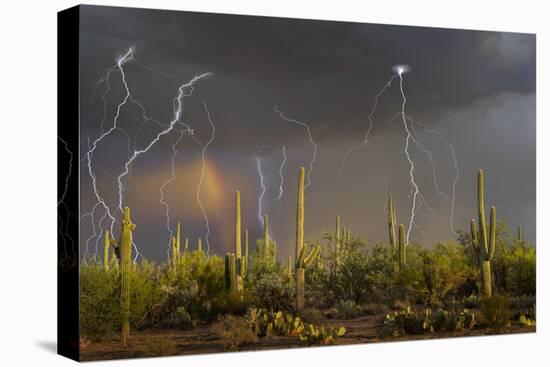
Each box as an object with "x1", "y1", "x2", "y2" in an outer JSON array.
[{"x1": 58, "y1": 4, "x2": 536, "y2": 362}]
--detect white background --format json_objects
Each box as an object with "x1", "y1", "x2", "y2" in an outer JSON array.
[{"x1": 0, "y1": 0, "x2": 548, "y2": 365}]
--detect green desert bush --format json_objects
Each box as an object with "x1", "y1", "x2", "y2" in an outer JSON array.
[
  {"x1": 480, "y1": 294, "x2": 511, "y2": 329},
  {"x1": 80, "y1": 263, "x2": 120, "y2": 340}
]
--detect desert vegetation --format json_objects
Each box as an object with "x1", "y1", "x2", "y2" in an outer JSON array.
[{"x1": 79, "y1": 168, "x2": 535, "y2": 360}]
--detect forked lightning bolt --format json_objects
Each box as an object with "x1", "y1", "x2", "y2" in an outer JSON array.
[
  {"x1": 396, "y1": 65, "x2": 420, "y2": 244},
  {"x1": 339, "y1": 75, "x2": 398, "y2": 175},
  {"x1": 83, "y1": 47, "x2": 211, "y2": 262},
  {"x1": 274, "y1": 106, "x2": 317, "y2": 189},
  {"x1": 405, "y1": 114, "x2": 459, "y2": 235},
  {"x1": 256, "y1": 145, "x2": 268, "y2": 226},
  {"x1": 277, "y1": 146, "x2": 287, "y2": 201},
  {"x1": 196, "y1": 102, "x2": 216, "y2": 256}
]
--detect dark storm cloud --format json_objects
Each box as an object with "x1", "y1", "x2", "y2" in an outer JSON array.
[
  {"x1": 77, "y1": 5, "x2": 535, "y2": 260},
  {"x1": 79, "y1": 5, "x2": 534, "y2": 145}
]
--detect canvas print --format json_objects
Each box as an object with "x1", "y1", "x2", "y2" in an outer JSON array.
[{"x1": 57, "y1": 5, "x2": 536, "y2": 361}]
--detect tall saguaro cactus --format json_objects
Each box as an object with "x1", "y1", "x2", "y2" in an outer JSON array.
[
  {"x1": 294, "y1": 167, "x2": 319, "y2": 310},
  {"x1": 335, "y1": 215, "x2": 341, "y2": 254},
  {"x1": 243, "y1": 228, "x2": 249, "y2": 276},
  {"x1": 398, "y1": 224, "x2": 406, "y2": 270},
  {"x1": 387, "y1": 194, "x2": 397, "y2": 249},
  {"x1": 234, "y1": 191, "x2": 243, "y2": 292},
  {"x1": 198, "y1": 238, "x2": 202, "y2": 253},
  {"x1": 263, "y1": 214, "x2": 269, "y2": 256},
  {"x1": 224, "y1": 253, "x2": 237, "y2": 293},
  {"x1": 171, "y1": 236, "x2": 178, "y2": 267},
  {"x1": 176, "y1": 222, "x2": 181, "y2": 259},
  {"x1": 103, "y1": 228, "x2": 110, "y2": 270},
  {"x1": 470, "y1": 169, "x2": 497, "y2": 297},
  {"x1": 119, "y1": 207, "x2": 136, "y2": 345}
]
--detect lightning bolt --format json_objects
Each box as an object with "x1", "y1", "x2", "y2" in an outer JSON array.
[
  {"x1": 277, "y1": 146, "x2": 287, "y2": 201},
  {"x1": 83, "y1": 47, "x2": 211, "y2": 263},
  {"x1": 405, "y1": 114, "x2": 459, "y2": 235},
  {"x1": 257, "y1": 157, "x2": 267, "y2": 226},
  {"x1": 58, "y1": 136, "x2": 76, "y2": 264},
  {"x1": 274, "y1": 106, "x2": 317, "y2": 189},
  {"x1": 338, "y1": 75, "x2": 398, "y2": 175},
  {"x1": 196, "y1": 102, "x2": 216, "y2": 256},
  {"x1": 160, "y1": 129, "x2": 187, "y2": 261},
  {"x1": 397, "y1": 68, "x2": 420, "y2": 245}
]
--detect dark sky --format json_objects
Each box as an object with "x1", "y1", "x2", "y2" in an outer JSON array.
[{"x1": 78, "y1": 5, "x2": 536, "y2": 262}]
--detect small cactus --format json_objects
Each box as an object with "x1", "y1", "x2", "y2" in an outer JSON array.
[
  {"x1": 224, "y1": 253, "x2": 237, "y2": 293},
  {"x1": 197, "y1": 238, "x2": 202, "y2": 253}
]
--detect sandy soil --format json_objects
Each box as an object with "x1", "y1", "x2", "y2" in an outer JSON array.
[{"x1": 79, "y1": 315, "x2": 535, "y2": 361}]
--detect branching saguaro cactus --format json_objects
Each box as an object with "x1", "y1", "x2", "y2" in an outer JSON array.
[
  {"x1": 470, "y1": 169, "x2": 497, "y2": 297},
  {"x1": 103, "y1": 228, "x2": 111, "y2": 270},
  {"x1": 119, "y1": 206, "x2": 136, "y2": 345},
  {"x1": 387, "y1": 193, "x2": 397, "y2": 249},
  {"x1": 398, "y1": 224, "x2": 407, "y2": 270},
  {"x1": 294, "y1": 166, "x2": 320, "y2": 310}
]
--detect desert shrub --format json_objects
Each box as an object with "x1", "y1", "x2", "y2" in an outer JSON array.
[
  {"x1": 80, "y1": 264, "x2": 121, "y2": 340},
  {"x1": 213, "y1": 314, "x2": 257, "y2": 351},
  {"x1": 247, "y1": 260, "x2": 295, "y2": 311},
  {"x1": 480, "y1": 295, "x2": 510, "y2": 329},
  {"x1": 299, "y1": 307, "x2": 325, "y2": 324},
  {"x1": 415, "y1": 242, "x2": 476, "y2": 306},
  {"x1": 324, "y1": 300, "x2": 362, "y2": 319},
  {"x1": 493, "y1": 242, "x2": 536, "y2": 296}
]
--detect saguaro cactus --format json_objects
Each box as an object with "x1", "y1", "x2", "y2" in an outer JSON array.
[
  {"x1": 103, "y1": 228, "x2": 110, "y2": 270},
  {"x1": 335, "y1": 215, "x2": 341, "y2": 254},
  {"x1": 224, "y1": 253, "x2": 236, "y2": 293},
  {"x1": 517, "y1": 225, "x2": 523, "y2": 246},
  {"x1": 197, "y1": 238, "x2": 202, "y2": 253},
  {"x1": 171, "y1": 236, "x2": 178, "y2": 267},
  {"x1": 288, "y1": 256, "x2": 293, "y2": 277},
  {"x1": 119, "y1": 206, "x2": 136, "y2": 345},
  {"x1": 243, "y1": 228, "x2": 249, "y2": 276},
  {"x1": 184, "y1": 237, "x2": 189, "y2": 253},
  {"x1": 234, "y1": 191, "x2": 243, "y2": 292},
  {"x1": 263, "y1": 214, "x2": 270, "y2": 257},
  {"x1": 387, "y1": 194, "x2": 397, "y2": 249},
  {"x1": 294, "y1": 167, "x2": 319, "y2": 310},
  {"x1": 176, "y1": 222, "x2": 181, "y2": 259},
  {"x1": 398, "y1": 224, "x2": 406, "y2": 270},
  {"x1": 470, "y1": 169, "x2": 497, "y2": 297}
]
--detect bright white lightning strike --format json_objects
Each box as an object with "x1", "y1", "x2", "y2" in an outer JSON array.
[
  {"x1": 196, "y1": 102, "x2": 216, "y2": 256},
  {"x1": 256, "y1": 156, "x2": 267, "y2": 226},
  {"x1": 396, "y1": 65, "x2": 420, "y2": 244},
  {"x1": 274, "y1": 106, "x2": 317, "y2": 189},
  {"x1": 277, "y1": 146, "x2": 287, "y2": 201}
]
